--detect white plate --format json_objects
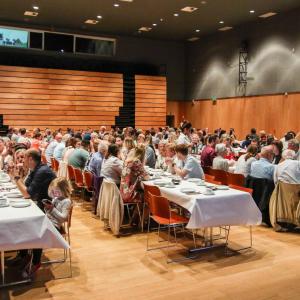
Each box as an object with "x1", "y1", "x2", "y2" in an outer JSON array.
[
  {"x1": 11, "y1": 201, "x2": 31, "y2": 208},
  {"x1": 180, "y1": 188, "x2": 196, "y2": 193},
  {"x1": 202, "y1": 191, "x2": 215, "y2": 196},
  {"x1": 216, "y1": 185, "x2": 229, "y2": 190},
  {"x1": 165, "y1": 184, "x2": 176, "y2": 188}
]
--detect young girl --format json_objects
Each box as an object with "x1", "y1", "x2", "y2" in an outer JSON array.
[{"x1": 44, "y1": 177, "x2": 73, "y2": 231}]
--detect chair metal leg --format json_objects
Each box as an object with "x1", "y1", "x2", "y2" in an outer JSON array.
[{"x1": 1, "y1": 251, "x2": 4, "y2": 285}]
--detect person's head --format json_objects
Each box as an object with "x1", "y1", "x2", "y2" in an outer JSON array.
[
  {"x1": 250, "y1": 138, "x2": 259, "y2": 147},
  {"x1": 124, "y1": 137, "x2": 135, "y2": 151},
  {"x1": 207, "y1": 134, "x2": 218, "y2": 147},
  {"x1": 271, "y1": 140, "x2": 283, "y2": 156},
  {"x1": 48, "y1": 177, "x2": 72, "y2": 200},
  {"x1": 81, "y1": 139, "x2": 90, "y2": 151},
  {"x1": 98, "y1": 141, "x2": 109, "y2": 156},
  {"x1": 115, "y1": 136, "x2": 123, "y2": 147},
  {"x1": 15, "y1": 149, "x2": 26, "y2": 165},
  {"x1": 175, "y1": 144, "x2": 189, "y2": 161},
  {"x1": 55, "y1": 133, "x2": 63, "y2": 143},
  {"x1": 157, "y1": 141, "x2": 166, "y2": 156},
  {"x1": 191, "y1": 133, "x2": 199, "y2": 144},
  {"x1": 66, "y1": 137, "x2": 77, "y2": 148},
  {"x1": 24, "y1": 149, "x2": 41, "y2": 170},
  {"x1": 168, "y1": 132, "x2": 177, "y2": 143},
  {"x1": 215, "y1": 143, "x2": 227, "y2": 158},
  {"x1": 137, "y1": 133, "x2": 145, "y2": 145},
  {"x1": 260, "y1": 146, "x2": 274, "y2": 162},
  {"x1": 281, "y1": 149, "x2": 296, "y2": 161},
  {"x1": 19, "y1": 128, "x2": 26, "y2": 136},
  {"x1": 165, "y1": 143, "x2": 176, "y2": 158},
  {"x1": 133, "y1": 145, "x2": 146, "y2": 163},
  {"x1": 245, "y1": 145, "x2": 258, "y2": 161},
  {"x1": 75, "y1": 138, "x2": 82, "y2": 148},
  {"x1": 288, "y1": 139, "x2": 299, "y2": 153},
  {"x1": 107, "y1": 144, "x2": 120, "y2": 158},
  {"x1": 33, "y1": 132, "x2": 42, "y2": 140},
  {"x1": 100, "y1": 126, "x2": 106, "y2": 133},
  {"x1": 181, "y1": 122, "x2": 192, "y2": 135},
  {"x1": 250, "y1": 128, "x2": 257, "y2": 135},
  {"x1": 284, "y1": 132, "x2": 294, "y2": 142}
]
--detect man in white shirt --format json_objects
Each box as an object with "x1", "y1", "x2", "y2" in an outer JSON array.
[
  {"x1": 177, "y1": 122, "x2": 192, "y2": 146},
  {"x1": 274, "y1": 150, "x2": 300, "y2": 184},
  {"x1": 45, "y1": 134, "x2": 62, "y2": 166},
  {"x1": 212, "y1": 143, "x2": 229, "y2": 172}
]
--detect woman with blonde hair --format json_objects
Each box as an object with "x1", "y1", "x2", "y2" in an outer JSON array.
[{"x1": 120, "y1": 137, "x2": 135, "y2": 161}]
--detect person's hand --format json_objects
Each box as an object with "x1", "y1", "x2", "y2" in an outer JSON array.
[{"x1": 44, "y1": 202, "x2": 54, "y2": 211}]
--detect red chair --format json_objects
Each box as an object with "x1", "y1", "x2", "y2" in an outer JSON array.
[
  {"x1": 227, "y1": 173, "x2": 245, "y2": 187},
  {"x1": 209, "y1": 169, "x2": 229, "y2": 185},
  {"x1": 146, "y1": 193, "x2": 196, "y2": 262},
  {"x1": 67, "y1": 165, "x2": 75, "y2": 181},
  {"x1": 73, "y1": 168, "x2": 85, "y2": 202},
  {"x1": 41, "y1": 155, "x2": 47, "y2": 164},
  {"x1": 83, "y1": 171, "x2": 94, "y2": 193}
]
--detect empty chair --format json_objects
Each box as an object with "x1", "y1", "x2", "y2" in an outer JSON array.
[
  {"x1": 73, "y1": 168, "x2": 86, "y2": 202},
  {"x1": 83, "y1": 171, "x2": 94, "y2": 193},
  {"x1": 227, "y1": 173, "x2": 245, "y2": 187}
]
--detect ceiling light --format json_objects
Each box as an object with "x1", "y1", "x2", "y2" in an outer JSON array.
[
  {"x1": 119, "y1": 0, "x2": 133, "y2": 2},
  {"x1": 33, "y1": 6, "x2": 39, "y2": 10},
  {"x1": 250, "y1": 10, "x2": 255, "y2": 14},
  {"x1": 188, "y1": 37, "x2": 199, "y2": 42},
  {"x1": 160, "y1": 18, "x2": 164, "y2": 22},
  {"x1": 85, "y1": 19, "x2": 99, "y2": 24},
  {"x1": 195, "y1": 29, "x2": 200, "y2": 32},
  {"x1": 139, "y1": 27, "x2": 152, "y2": 32},
  {"x1": 219, "y1": 26, "x2": 233, "y2": 31},
  {"x1": 152, "y1": 23, "x2": 157, "y2": 26},
  {"x1": 24, "y1": 11, "x2": 38, "y2": 17},
  {"x1": 201, "y1": 1, "x2": 207, "y2": 4},
  {"x1": 114, "y1": 3, "x2": 120, "y2": 7},
  {"x1": 219, "y1": 21, "x2": 224, "y2": 24},
  {"x1": 174, "y1": 13, "x2": 179, "y2": 17},
  {"x1": 181, "y1": 6, "x2": 198, "y2": 13},
  {"x1": 97, "y1": 15, "x2": 102, "y2": 19},
  {"x1": 259, "y1": 12, "x2": 277, "y2": 18}
]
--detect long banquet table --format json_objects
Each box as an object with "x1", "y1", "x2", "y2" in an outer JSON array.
[{"x1": 0, "y1": 178, "x2": 69, "y2": 287}]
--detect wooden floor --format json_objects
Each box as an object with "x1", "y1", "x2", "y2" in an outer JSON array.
[{"x1": 1, "y1": 205, "x2": 300, "y2": 300}]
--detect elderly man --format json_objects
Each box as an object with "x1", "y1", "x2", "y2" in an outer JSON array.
[
  {"x1": 274, "y1": 150, "x2": 300, "y2": 184},
  {"x1": 45, "y1": 133, "x2": 62, "y2": 166},
  {"x1": 87, "y1": 141, "x2": 108, "y2": 177},
  {"x1": 288, "y1": 139, "x2": 300, "y2": 161},
  {"x1": 250, "y1": 145, "x2": 275, "y2": 181},
  {"x1": 212, "y1": 143, "x2": 229, "y2": 171}
]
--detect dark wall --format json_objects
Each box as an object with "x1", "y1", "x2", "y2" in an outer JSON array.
[
  {"x1": 0, "y1": 30, "x2": 185, "y2": 100},
  {"x1": 185, "y1": 7, "x2": 300, "y2": 100}
]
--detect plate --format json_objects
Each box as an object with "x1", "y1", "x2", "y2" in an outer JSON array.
[
  {"x1": 202, "y1": 191, "x2": 215, "y2": 196},
  {"x1": 180, "y1": 187, "x2": 196, "y2": 193},
  {"x1": 11, "y1": 201, "x2": 31, "y2": 208},
  {"x1": 216, "y1": 185, "x2": 229, "y2": 190},
  {"x1": 165, "y1": 184, "x2": 176, "y2": 188}
]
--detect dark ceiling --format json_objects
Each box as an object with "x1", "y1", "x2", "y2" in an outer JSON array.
[{"x1": 0, "y1": 0, "x2": 300, "y2": 41}]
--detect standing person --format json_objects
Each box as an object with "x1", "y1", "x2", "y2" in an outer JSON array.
[
  {"x1": 12, "y1": 149, "x2": 56, "y2": 277},
  {"x1": 68, "y1": 140, "x2": 90, "y2": 170},
  {"x1": 45, "y1": 133, "x2": 62, "y2": 166},
  {"x1": 177, "y1": 122, "x2": 192, "y2": 146}
]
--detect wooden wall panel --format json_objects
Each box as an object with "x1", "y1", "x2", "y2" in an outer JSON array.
[
  {"x1": 0, "y1": 65, "x2": 123, "y2": 130},
  {"x1": 167, "y1": 94, "x2": 300, "y2": 139},
  {"x1": 135, "y1": 75, "x2": 166, "y2": 130}
]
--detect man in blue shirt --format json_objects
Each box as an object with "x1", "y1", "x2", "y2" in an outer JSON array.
[
  {"x1": 250, "y1": 145, "x2": 275, "y2": 181},
  {"x1": 87, "y1": 141, "x2": 108, "y2": 177}
]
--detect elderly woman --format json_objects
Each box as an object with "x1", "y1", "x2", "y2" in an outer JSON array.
[
  {"x1": 273, "y1": 150, "x2": 300, "y2": 184},
  {"x1": 169, "y1": 144, "x2": 204, "y2": 179},
  {"x1": 212, "y1": 143, "x2": 229, "y2": 172},
  {"x1": 235, "y1": 145, "x2": 258, "y2": 177}
]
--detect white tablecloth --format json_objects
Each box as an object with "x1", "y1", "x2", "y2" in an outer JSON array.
[
  {"x1": 144, "y1": 179, "x2": 262, "y2": 229},
  {"x1": 0, "y1": 201, "x2": 69, "y2": 251}
]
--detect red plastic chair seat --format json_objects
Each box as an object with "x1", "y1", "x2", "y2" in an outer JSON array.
[{"x1": 152, "y1": 212, "x2": 189, "y2": 225}]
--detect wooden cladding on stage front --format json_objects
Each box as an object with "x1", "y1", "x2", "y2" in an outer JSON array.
[
  {"x1": 0, "y1": 65, "x2": 123, "y2": 130},
  {"x1": 135, "y1": 75, "x2": 167, "y2": 130}
]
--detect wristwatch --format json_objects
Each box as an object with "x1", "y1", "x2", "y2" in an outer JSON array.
[{"x1": 14, "y1": 176, "x2": 21, "y2": 182}]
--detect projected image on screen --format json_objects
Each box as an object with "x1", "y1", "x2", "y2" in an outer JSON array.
[{"x1": 0, "y1": 27, "x2": 28, "y2": 48}]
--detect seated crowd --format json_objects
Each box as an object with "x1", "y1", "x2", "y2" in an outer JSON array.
[{"x1": 0, "y1": 123, "x2": 300, "y2": 277}]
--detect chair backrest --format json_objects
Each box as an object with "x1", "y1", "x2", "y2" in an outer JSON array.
[
  {"x1": 204, "y1": 166, "x2": 213, "y2": 175},
  {"x1": 149, "y1": 193, "x2": 170, "y2": 219},
  {"x1": 50, "y1": 157, "x2": 56, "y2": 170},
  {"x1": 209, "y1": 169, "x2": 229, "y2": 185},
  {"x1": 204, "y1": 174, "x2": 222, "y2": 185},
  {"x1": 67, "y1": 165, "x2": 75, "y2": 181},
  {"x1": 229, "y1": 184, "x2": 253, "y2": 195},
  {"x1": 83, "y1": 171, "x2": 94, "y2": 191},
  {"x1": 74, "y1": 168, "x2": 84, "y2": 186},
  {"x1": 227, "y1": 172, "x2": 245, "y2": 187},
  {"x1": 204, "y1": 174, "x2": 215, "y2": 181},
  {"x1": 144, "y1": 184, "x2": 161, "y2": 207},
  {"x1": 53, "y1": 158, "x2": 60, "y2": 172}
]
